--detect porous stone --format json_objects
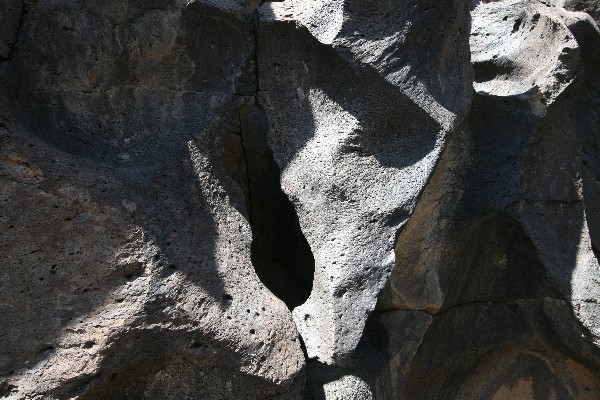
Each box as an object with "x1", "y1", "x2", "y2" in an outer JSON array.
[
  {"x1": 1, "y1": 0, "x2": 600, "y2": 398},
  {"x1": 258, "y1": 0, "x2": 472, "y2": 365},
  {"x1": 0, "y1": 1, "x2": 304, "y2": 399}
]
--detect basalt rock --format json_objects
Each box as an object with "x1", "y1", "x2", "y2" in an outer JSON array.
[
  {"x1": 1, "y1": 0, "x2": 600, "y2": 399},
  {"x1": 258, "y1": 0, "x2": 472, "y2": 365},
  {"x1": 0, "y1": 1, "x2": 304, "y2": 399}
]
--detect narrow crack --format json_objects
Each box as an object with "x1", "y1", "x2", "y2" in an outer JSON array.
[
  {"x1": 504, "y1": 197, "x2": 581, "y2": 210},
  {"x1": 226, "y1": 7, "x2": 315, "y2": 309},
  {"x1": 238, "y1": 110, "x2": 253, "y2": 219},
  {"x1": 0, "y1": 0, "x2": 26, "y2": 65},
  {"x1": 251, "y1": 9, "x2": 261, "y2": 108}
]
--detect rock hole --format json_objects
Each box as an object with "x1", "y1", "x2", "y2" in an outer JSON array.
[
  {"x1": 0, "y1": 382, "x2": 17, "y2": 397},
  {"x1": 512, "y1": 18, "x2": 522, "y2": 33},
  {"x1": 38, "y1": 345, "x2": 54, "y2": 354},
  {"x1": 473, "y1": 59, "x2": 515, "y2": 83},
  {"x1": 222, "y1": 293, "x2": 233, "y2": 301},
  {"x1": 190, "y1": 340, "x2": 207, "y2": 349},
  {"x1": 223, "y1": 103, "x2": 314, "y2": 310}
]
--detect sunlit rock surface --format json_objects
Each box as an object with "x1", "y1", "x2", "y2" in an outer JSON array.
[{"x1": 1, "y1": 0, "x2": 599, "y2": 399}]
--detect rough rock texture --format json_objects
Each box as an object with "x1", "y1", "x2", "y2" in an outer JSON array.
[
  {"x1": 0, "y1": 1, "x2": 304, "y2": 399},
  {"x1": 259, "y1": 0, "x2": 472, "y2": 364},
  {"x1": 1, "y1": 0, "x2": 600, "y2": 399}
]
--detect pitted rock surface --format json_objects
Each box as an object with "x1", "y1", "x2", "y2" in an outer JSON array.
[{"x1": 1, "y1": 0, "x2": 600, "y2": 399}]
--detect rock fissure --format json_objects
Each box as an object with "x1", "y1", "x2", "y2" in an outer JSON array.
[
  {"x1": 228, "y1": 8, "x2": 315, "y2": 311},
  {"x1": 0, "y1": 0, "x2": 24, "y2": 63},
  {"x1": 237, "y1": 110, "x2": 254, "y2": 220},
  {"x1": 504, "y1": 197, "x2": 582, "y2": 209},
  {"x1": 376, "y1": 295, "x2": 569, "y2": 317}
]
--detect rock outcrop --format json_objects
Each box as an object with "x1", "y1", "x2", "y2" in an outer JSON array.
[
  {"x1": 0, "y1": 0, "x2": 599, "y2": 399},
  {"x1": 258, "y1": 0, "x2": 472, "y2": 364}
]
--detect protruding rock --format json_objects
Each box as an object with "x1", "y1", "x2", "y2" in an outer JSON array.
[{"x1": 258, "y1": 0, "x2": 472, "y2": 364}]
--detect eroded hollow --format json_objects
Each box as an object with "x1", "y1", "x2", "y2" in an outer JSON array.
[
  {"x1": 224, "y1": 103, "x2": 315, "y2": 309},
  {"x1": 473, "y1": 58, "x2": 515, "y2": 83}
]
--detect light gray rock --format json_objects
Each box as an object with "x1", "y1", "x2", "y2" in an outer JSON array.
[{"x1": 257, "y1": 0, "x2": 472, "y2": 365}]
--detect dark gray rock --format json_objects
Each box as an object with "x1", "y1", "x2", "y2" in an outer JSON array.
[{"x1": 0, "y1": 0, "x2": 21, "y2": 60}]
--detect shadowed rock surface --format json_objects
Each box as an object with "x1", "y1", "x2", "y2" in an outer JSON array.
[{"x1": 0, "y1": 0, "x2": 599, "y2": 399}]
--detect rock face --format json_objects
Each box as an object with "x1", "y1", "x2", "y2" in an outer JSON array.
[
  {"x1": 258, "y1": 0, "x2": 472, "y2": 364},
  {"x1": 0, "y1": 0, "x2": 599, "y2": 399}
]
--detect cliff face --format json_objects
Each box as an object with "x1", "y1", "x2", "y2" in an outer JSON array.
[{"x1": 0, "y1": 0, "x2": 599, "y2": 399}]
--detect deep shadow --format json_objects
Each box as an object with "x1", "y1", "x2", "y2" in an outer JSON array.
[
  {"x1": 226, "y1": 103, "x2": 315, "y2": 309},
  {"x1": 440, "y1": 212, "x2": 561, "y2": 310},
  {"x1": 473, "y1": 57, "x2": 516, "y2": 83},
  {"x1": 404, "y1": 299, "x2": 600, "y2": 400},
  {"x1": 3, "y1": 1, "x2": 255, "y2": 170}
]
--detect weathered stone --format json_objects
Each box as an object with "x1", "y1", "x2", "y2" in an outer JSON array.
[
  {"x1": 1, "y1": 0, "x2": 600, "y2": 398},
  {"x1": 374, "y1": 1, "x2": 600, "y2": 398},
  {"x1": 258, "y1": 0, "x2": 472, "y2": 365},
  {"x1": 0, "y1": 1, "x2": 304, "y2": 398}
]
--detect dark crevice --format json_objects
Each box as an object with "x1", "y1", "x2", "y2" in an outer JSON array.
[
  {"x1": 251, "y1": 9, "x2": 261, "y2": 107},
  {"x1": 378, "y1": 295, "x2": 568, "y2": 317},
  {"x1": 223, "y1": 8, "x2": 315, "y2": 310},
  {"x1": 472, "y1": 58, "x2": 515, "y2": 83},
  {"x1": 503, "y1": 197, "x2": 581, "y2": 210},
  {"x1": 233, "y1": 103, "x2": 315, "y2": 310},
  {"x1": 512, "y1": 18, "x2": 523, "y2": 33},
  {"x1": 0, "y1": 0, "x2": 26, "y2": 64},
  {"x1": 238, "y1": 111, "x2": 254, "y2": 219}
]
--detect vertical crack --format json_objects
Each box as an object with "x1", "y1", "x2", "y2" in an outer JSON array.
[
  {"x1": 238, "y1": 111, "x2": 254, "y2": 220},
  {"x1": 251, "y1": 9, "x2": 261, "y2": 107},
  {"x1": 224, "y1": 6, "x2": 315, "y2": 309},
  {"x1": 0, "y1": 0, "x2": 26, "y2": 64},
  {"x1": 235, "y1": 103, "x2": 315, "y2": 310}
]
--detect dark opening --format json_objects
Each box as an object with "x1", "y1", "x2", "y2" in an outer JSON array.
[
  {"x1": 473, "y1": 58, "x2": 515, "y2": 83},
  {"x1": 223, "y1": 103, "x2": 315, "y2": 309}
]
